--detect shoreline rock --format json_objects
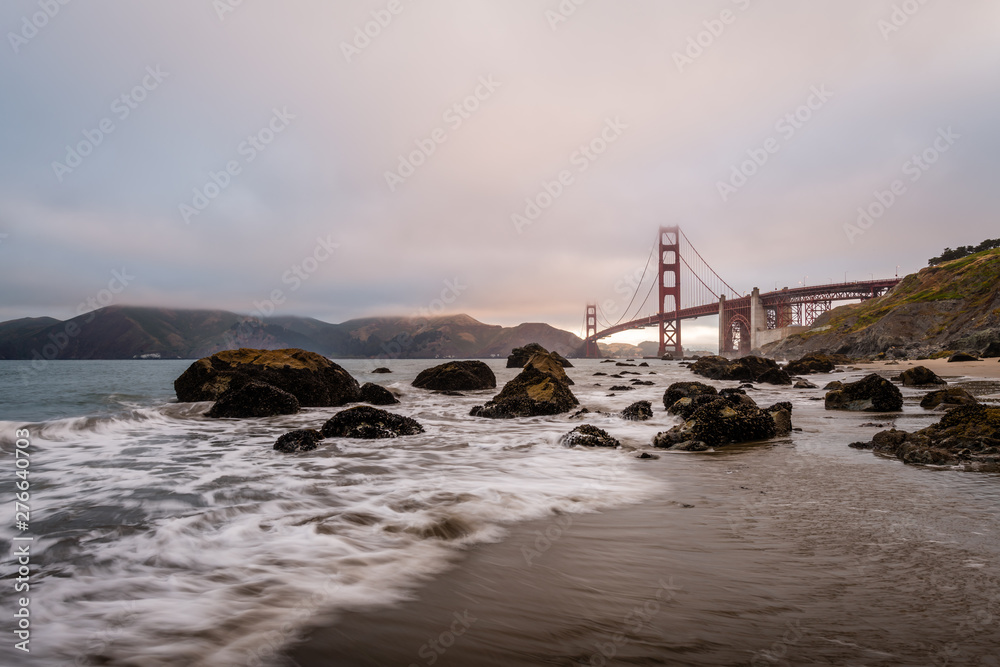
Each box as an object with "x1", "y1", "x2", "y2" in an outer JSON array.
[
  {"x1": 561, "y1": 425, "x2": 620, "y2": 448},
  {"x1": 321, "y1": 406, "x2": 424, "y2": 439},
  {"x1": 898, "y1": 366, "x2": 947, "y2": 387},
  {"x1": 825, "y1": 373, "x2": 903, "y2": 412},
  {"x1": 206, "y1": 381, "x2": 300, "y2": 419},
  {"x1": 273, "y1": 429, "x2": 325, "y2": 453},
  {"x1": 412, "y1": 361, "x2": 497, "y2": 391},
  {"x1": 471, "y1": 351, "x2": 578, "y2": 419},
  {"x1": 507, "y1": 343, "x2": 572, "y2": 369}
]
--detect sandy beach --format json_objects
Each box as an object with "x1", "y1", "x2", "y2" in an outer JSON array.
[{"x1": 855, "y1": 357, "x2": 1000, "y2": 380}]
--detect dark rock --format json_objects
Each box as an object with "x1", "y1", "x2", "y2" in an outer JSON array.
[
  {"x1": 609, "y1": 385, "x2": 635, "y2": 391},
  {"x1": 920, "y1": 387, "x2": 979, "y2": 410},
  {"x1": 639, "y1": 362, "x2": 650, "y2": 367},
  {"x1": 561, "y1": 424, "x2": 620, "y2": 448},
  {"x1": 470, "y1": 352, "x2": 579, "y2": 419},
  {"x1": 948, "y1": 352, "x2": 979, "y2": 362},
  {"x1": 630, "y1": 380, "x2": 654, "y2": 386},
  {"x1": 756, "y1": 368, "x2": 793, "y2": 385},
  {"x1": 273, "y1": 429, "x2": 325, "y2": 453},
  {"x1": 764, "y1": 402, "x2": 794, "y2": 437},
  {"x1": 823, "y1": 381, "x2": 844, "y2": 391},
  {"x1": 413, "y1": 361, "x2": 497, "y2": 391},
  {"x1": 616, "y1": 362, "x2": 636, "y2": 367},
  {"x1": 321, "y1": 406, "x2": 424, "y2": 439},
  {"x1": 655, "y1": 439, "x2": 710, "y2": 452},
  {"x1": 794, "y1": 380, "x2": 818, "y2": 389},
  {"x1": 689, "y1": 355, "x2": 782, "y2": 383},
  {"x1": 825, "y1": 373, "x2": 903, "y2": 412},
  {"x1": 372, "y1": 367, "x2": 393, "y2": 374},
  {"x1": 570, "y1": 408, "x2": 591, "y2": 419},
  {"x1": 850, "y1": 404, "x2": 1000, "y2": 469},
  {"x1": 899, "y1": 366, "x2": 947, "y2": 387},
  {"x1": 982, "y1": 342, "x2": 1000, "y2": 358},
  {"x1": 635, "y1": 451, "x2": 659, "y2": 459},
  {"x1": 667, "y1": 393, "x2": 723, "y2": 420},
  {"x1": 175, "y1": 348, "x2": 360, "y2": 407},
  {"x1": 621, "y1": 401, "x2": 653, "y2": 421},
  {"x1": 601, "y1": 359, "x2": 615, "y2": 363},
  {"x1": 663, "y1": 381, "x2": 718, "y2": 410},
  {"x1": 206, "y1": 381, "x2": 300, "y2": 419},
  {"x1": 359, "y1": 383, "x2": 399, "y2": 405},
  {"x1": 653, "y1": 398, "x2": 778, "y2": 449},
  {"x1": 626, "y1": 359, "x2": 635, "y2": 362},
  {"x1": 784, "y1": 354, "x2": 838, "y2": 375},
  {"x1": 593, "y1": 372, "x2": 608, "y2": 376},
  {"x1": 507, "y1": 343, "x2": 572, "y2": 368}
]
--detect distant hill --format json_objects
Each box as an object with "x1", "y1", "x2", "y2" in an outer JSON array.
[
  {"x1": 765, "y1": 248, "x2": 1000, "y2": 358},
  {"x1": 0, "y1": 306, "x2": 584, "y2": 360}
]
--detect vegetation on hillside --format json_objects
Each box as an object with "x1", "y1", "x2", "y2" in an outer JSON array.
[{"x1": 928, "y1": 238, "x2": 1000, "y2": 266}]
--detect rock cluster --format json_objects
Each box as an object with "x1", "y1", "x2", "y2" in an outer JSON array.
[
  {"x1": 655, "y1": 389, "x2": 792, "y2": 451},
  {"x1": 850, "y1": 404, "x2": 1000, "y2": 470},
  {"x1": 506, "y1": 343, "x2": 572, "y2": 368},
  {"x1": 175, "y1": 348, "x2": 361, "y2": 406},
  {"x1": 471, "y1": 351, "x2": 578, "y2": 419},
  {"x1": 560, "y1": 425, "x2": 620, "y2": 448},
  {"x1": 412, "y1": 361, "x2": 496, "y2": 391},
  {"x1": 621, "y1": 401, "x2": 653, "y2": 421},
  {"x1": 689, "y1": 355, "x2": 791, "y2": 385},
  {"x1": 898, "y1": 366, "x2": 947, "y2": 387},
  {"x1": 784, "y1": 353, "x2": 840, "y2": 375},
  {"x1": 321, "y1": 406, "x2": 424, "y2": 439},
  {"x1": 824, "y1": 373, "x2": 903, "y2": 412}
]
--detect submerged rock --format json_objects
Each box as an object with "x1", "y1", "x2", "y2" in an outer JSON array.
[
  {"x1": 899, "y1": 366, "x2": 947, "y2": 387},
  {"x1": 825, "y1": 373, "x2": 903, "y2": 412},
  {"x1": 321, "y1": 406, "x2": 424, "y2": 439},
  {"x1": 372, "y1": 367, "x2": 393, "y2": 374},
  {"x1": 794, "y1": 380, "x2": 818, "y2": 389},
  {"x1": 784, "y1": 353, "x2": 839, "y2": 375},
  {"x1": 175, "y1": 348, "x2": 360, "y2": 406},
  {"x1": 689, "y1": 355, "x2": 784, "y2": 383},
  {"x1": 920, "y1": 387, "x2": 979, "y2": 410},
  {"x1": 273, "y1": 429, "x2": 325, "y2": 453},
  {"x1": 653, "y1": 393, "x2": 781, "y2": 450},
  {"x1": 359, "y1": 382, "x2": 399, "y2": 406},
  {"x1": 206, "y1": 381, "x2": 300, "y2": 419},
  {"x1": 621, "y1": 401, "x2": 653, "y2": 421},
  {"x1": 561, "y1": 424, "x2": 620, "y2": 448},
  {"x1": 412, "y1": 361, "x2": 496, "y2": 391},
  {"x1": 850, "y1": 404, "x2": 1000, "y2": 469},
  {"x1": 470, "y1": 352, "x2": 579, "y2": 419}
]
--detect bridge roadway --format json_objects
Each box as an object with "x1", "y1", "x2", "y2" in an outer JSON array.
[{"x1": 589, "y1": 278, "x2": 901, "y2": 341}]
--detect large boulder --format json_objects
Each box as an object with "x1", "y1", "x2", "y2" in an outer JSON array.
[
  {"x1": 175, "y1": 348, "x2": 360, "y2": 407},
  {"x1": 948, "y1": 352, "x2": 979, "y2": 363},
  {"x1": 663, "y1": 381, "x2": 718, "y2": 410},
  {"x1": 653, "y1": 396, "x2": 778, "y2": 450},
  {"x1": 412, "y1": 361, "x2": 497, "y2": 391},
  {"x1": 899, "y1": 366, "x2": 947, "y2": 387},
  {"x1": 689, "y1": 355, "x2": 783, "y2": 383},
  {"x1": 206, "y1": 381, "x2": 300, "y2": 419},
  {"x1": 756, "y1": 368, "x2": 793, "y2": 386},
  {"x1": 507, "y1": 343, "x2": 572, "y2": 368},
  {"x1": 561, "y1": 425, "x2": 620, "y2": 448},
  {"x1": 321, "y1": 406, "x2": 424, "y2": 439},
  {"x1": 621, "y1": 401, "x2": 653, "y2": 421},
  {"x1": 920, "y1": 387, "x2": 979, "y2": 410},
  {"x1": 359, "y1": 382, "x2": 399, "y2": 406},
  {"x1": 470, "y1": 352, "x2": 579, "y2": 419},
  {"x1": 982, "y1": 342, "x2": 1000, "y2": 358},
  {"x1": 764, "y1": 401, "x2": 793, "y2": 436},
  {"x1": 825, "y1": 373, "x2": 903, "y2": 412},
  {"x1": 784, "y1": 354, "x2": 838, "y2": 375},
  {"x1": 850, "y1": 404, "x2": 1000, "y2": 469},
  {"x1": 273, "y1": 429, "x2": 325, "y2": 453}
]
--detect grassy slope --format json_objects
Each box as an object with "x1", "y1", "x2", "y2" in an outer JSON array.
[{"x1": 791, "y1": 248, "x2": 1000, "y2": 347}]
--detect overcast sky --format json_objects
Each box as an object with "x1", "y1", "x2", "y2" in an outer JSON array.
[{"x1": 1, "y1": 0, "x2": 998, "y2": 348}]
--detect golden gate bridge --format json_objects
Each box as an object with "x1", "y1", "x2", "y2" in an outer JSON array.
[{"x1": 583, "y1": 226, "x2": 900, "y2": 358}]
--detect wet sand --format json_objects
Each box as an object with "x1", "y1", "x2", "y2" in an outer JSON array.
[{"x1": 283, "y1": 410, "x2": 1000, "y2": 667}]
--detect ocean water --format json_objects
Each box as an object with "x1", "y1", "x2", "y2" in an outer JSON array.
[
  {"x1": 0, "y1": 359, "x2": 666, "y2": 666},
  {"x1": 1, "y1": 359, "x2": 998, "y2": 666}
]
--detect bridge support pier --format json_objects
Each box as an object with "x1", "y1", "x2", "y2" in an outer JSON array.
[
  {"x1": 749, "y1": 287, "x2": 767, "y2": 352},
  {"x1": 658, "y1": 226, "x2": 683, "y2": 359},
  {"x1": 584, "y1": 304, "x2": 600, "y2": 358}
]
